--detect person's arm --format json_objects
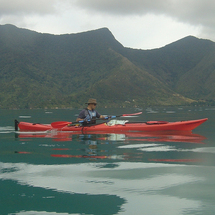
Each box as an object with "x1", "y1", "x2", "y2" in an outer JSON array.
[
  {"x1": 96, "y1": 111, "x2": 108, "y2": 120},
  {"x1": 99, "y1": 115, "x2": 106, "y2": 119},
  {"x1": 76, "y1": 110, "x2": 86, "y2": 122},
  {"x1": 76, "y1": 117, "x2": 83, "y2": 122}
]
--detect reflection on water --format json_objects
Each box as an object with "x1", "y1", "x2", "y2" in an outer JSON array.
[
  {"x1": 0, "y1": 176, "x2": 125, "y2": 215},
  {"x1": 1, "y1": 161, "x2": 215, "y2": 215},
  {"x1": 14, "y1": 130, "x2": 208, "y2": 165},
  {"x1": 1, "y1": 131, "x2": 214, "y2": 214},
  {"x1": 1, "y1": 107, "x2": 215, "y2": 214}
]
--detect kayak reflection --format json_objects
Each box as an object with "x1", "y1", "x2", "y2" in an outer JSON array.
[
  {"x1": 17, "y1": 130, "x2": 206, "y2": 144},
  {"x1": 14, "y1": 130, "x2": 208, "y2": 165}
]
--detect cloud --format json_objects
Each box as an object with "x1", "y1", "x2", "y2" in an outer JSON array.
[
  {"x1": 0, "y1": 0, "x2": 214, "y2": 49},
  {"x1": 0, "y1": 0, "x2": 57, "y2": 15},
  {"x1": 74, "y1": 0, "x2": 168, "y2": 15},
  {"x1": 74, "y1": 0, "x2": 215, "y2": 35},
  {"x1": 74, "y1": 0, "x2": 215, "y2": 22},
  {"x1": 73, "y1": 0, "x2": 215, "y2": 44}
]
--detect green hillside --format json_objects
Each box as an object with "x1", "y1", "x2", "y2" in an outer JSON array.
[
  {"x1": 76, "y1": 52, "x2": 194, "y2": 107},
  {"x1": 176, "y1": 48, "x2": 215, "y2": 99},
  {"x1": 0, "y1": 24, "x2": 214, "y2": 109},
  {"x1": 122, "y1": 36, "x2": 215, "y2": 102},
  {"x1": 0, "y1": 25, "x2": 124, "y2": 108}
]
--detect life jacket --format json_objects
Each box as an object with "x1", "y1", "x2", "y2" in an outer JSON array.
[{"x1": 84, "y1": 108, "x2": 96, "y2": 125}]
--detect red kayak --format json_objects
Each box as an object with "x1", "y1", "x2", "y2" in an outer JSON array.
[{"x1": 16, "y1": 118, "x2": 208, "y2": 132}]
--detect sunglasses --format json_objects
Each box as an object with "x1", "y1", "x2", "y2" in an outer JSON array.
[{"x1": 89, "y1": 103, "x2": 97, "y2": 106}]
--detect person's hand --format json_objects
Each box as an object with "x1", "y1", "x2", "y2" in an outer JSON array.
[
  {"x1": 104, "y1": 115, "x2": 112, "y2": 120},
  {"x1": 83, "y1": 118, "x2": 91, "y2": 123}
]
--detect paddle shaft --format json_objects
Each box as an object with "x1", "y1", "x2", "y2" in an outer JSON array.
[{"x1": 51, "y1": 112, "x2": 143, "y2": 128}]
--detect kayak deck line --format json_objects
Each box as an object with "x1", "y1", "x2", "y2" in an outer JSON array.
[{"x1": 15, "y1": 118, "x2": 208, "y2": 132}]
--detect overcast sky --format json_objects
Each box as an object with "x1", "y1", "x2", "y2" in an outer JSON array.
[{"x1": 0, "y1": 0, "x2": 215, "y2": 49}]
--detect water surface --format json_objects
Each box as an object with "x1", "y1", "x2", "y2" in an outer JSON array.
[{"x1": 0, "y1": 107, "x2": 215, "y2": 215}]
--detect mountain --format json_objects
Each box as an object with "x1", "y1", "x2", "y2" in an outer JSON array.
[
  {"x1": 0, "y1": 24, "x2": 214, "y2": 109},
  {"x1": 121, "y1": 36, "x2": 215, "y2": 98}
]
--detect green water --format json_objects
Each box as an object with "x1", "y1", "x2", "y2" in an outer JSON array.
[{"x1": 0, "y1": 107, "x2": 215, "y2": 215}]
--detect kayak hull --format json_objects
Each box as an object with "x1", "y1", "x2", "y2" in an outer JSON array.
[{"x1": 17, "y1": 118, "x2": 208, "y2": 132}]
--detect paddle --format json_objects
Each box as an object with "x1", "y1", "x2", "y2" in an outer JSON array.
[
  {"x1": 51, "y1": 111, "x2": 143, "y2": 128},
  {"x1": 113, "y1": 111, "x2": 142, "y2": 118},
  {"x1": 51, "y1": 119, "x2": 94, "y2": 128}
]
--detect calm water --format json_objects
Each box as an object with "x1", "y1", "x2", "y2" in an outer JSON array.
[{"x1": 0, "y1": 107, "x2": 215, "y2": 215}]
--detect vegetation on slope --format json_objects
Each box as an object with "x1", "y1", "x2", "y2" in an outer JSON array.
[{"x1": 0, "y1": 24, "x2": 214, "y2": 109}]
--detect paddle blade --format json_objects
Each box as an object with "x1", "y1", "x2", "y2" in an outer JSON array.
[
  {"x1": 121, "y1": 112, "x2": 142, "y2": 117},
  {"x1": 51, "y1": 121, "x2": 72, "y2": 128}
]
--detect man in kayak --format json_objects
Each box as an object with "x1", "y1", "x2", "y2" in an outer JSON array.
[{"x1": 76, "y1": 98, "x2": 106, "y2": 124}]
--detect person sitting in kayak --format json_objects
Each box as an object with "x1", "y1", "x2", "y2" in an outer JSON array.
[{"x1": 76, "y1": 98, "x2": 106, "y2": 125}]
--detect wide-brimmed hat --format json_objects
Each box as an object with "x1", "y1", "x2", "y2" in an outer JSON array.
[{"x1": 86, "y1": 98, "x2": 97, "y2": 104}]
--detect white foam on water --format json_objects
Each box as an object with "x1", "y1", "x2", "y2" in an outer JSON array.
[
  {"x1": 147, "y1": 111, "x2": 159, "y2": 114},
  {"x1": 205, "y1": 108, "x2": 215, "y2": 111},
  {"x1": 15, "y1": 131, "x2": 48, "y2": 134},
  {"x1": 19, "y1": 116, "x2": 32, "y2": 118},
  {"x1": 139, "y1": 145, "x2": 176, "y2": 152},
  {"x1": 9, "y1": 211, "x2": 70, "y2": 215},
  {"x1": 0, "y1": 126, "x2": 14, "y2": 133},
  {"x1": 118, "y1": 143, "x2": 160, "y2": 149},
  {"x1": 166, "y1": 111, "x2": 175, "y2": 114}
]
